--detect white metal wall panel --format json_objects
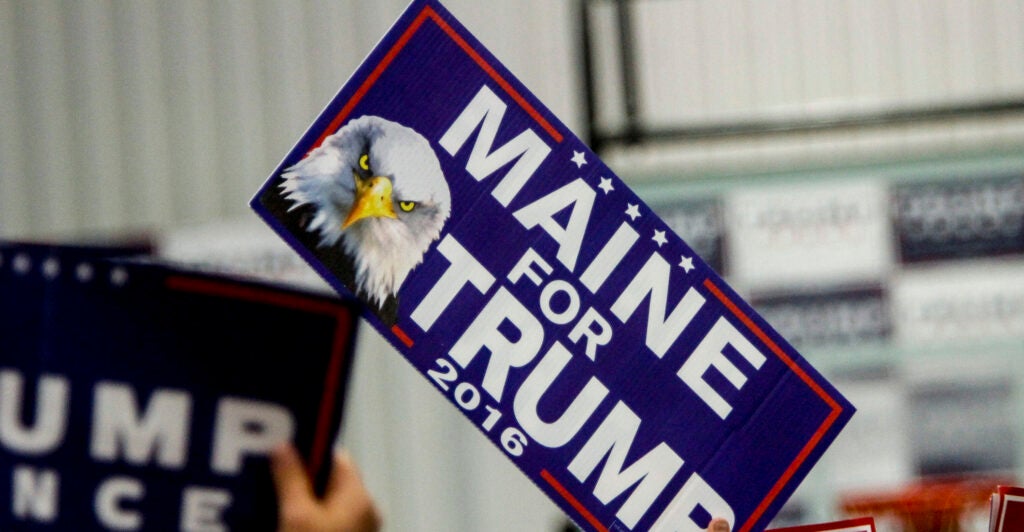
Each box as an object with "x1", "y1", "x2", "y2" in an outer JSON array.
[
  {"x1": 0, "y1": 0, "x2": 28, "y2": 236},
  {"x1": 0, "y1": 0, "x2": 578, "y2": 240},
  {"x1": 631, "y1": 0, "x2": 1024, "y2": 116},
  {"x1": 846, "y1": 0, "x2": 901, "y2": 106},
  {"x1": 115, "y1": 1, "x2": 177, "y2": 233},
  {"x1": 746, "y1": 0, "x2": 804, "y2": 113},
  {"x1": 14, "y1": 1, "x2": 78, "y2": 236}
]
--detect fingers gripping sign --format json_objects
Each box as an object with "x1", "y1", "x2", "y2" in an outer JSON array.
[{"x1": 270, "y1": 444, "x2": 381, "y2": 532}]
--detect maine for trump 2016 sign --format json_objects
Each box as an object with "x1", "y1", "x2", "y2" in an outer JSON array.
[{"x1": 251, "y1": 1, "x2": 855, "y2": 530}]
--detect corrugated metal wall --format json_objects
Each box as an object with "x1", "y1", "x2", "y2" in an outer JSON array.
[
  {"x1": 0, "y1": 0, "x2": 577, "y2": 241},
  {"x1": 4, "y1": 0, "x2": 1022, "y2": 236},
  {"x1": 2, "y1": 1, "x2": 1023, "y2": 531},
  {"x1": 590, "y1": 0, "x2": 1024, "y2": 175}
]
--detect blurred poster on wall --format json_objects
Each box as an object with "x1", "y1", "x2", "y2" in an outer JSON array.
[
  {"x1": 905, "y1": 361, "x2": 1016, "y2": 477},
  {"x1": 750, "y1": 286, "x2": 890, "y2": 350},
  {"x1": 725, "y1": 180, "x2": 893, "y2": 290},
  {"x1": 824, "y1": 374, "x2": 913, "y2": 494},
  {"x1": 891, "y1": 263, "x2": 1024, "y2": 346},
  {"x1": 892, "y1": 175, "x2": 1024, "y2": 263}
]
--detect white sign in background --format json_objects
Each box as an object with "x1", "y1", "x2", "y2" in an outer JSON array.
[
  {"x1": 891, "y1": 261, "x2": 1024, "y2": 346},
  {"x1": 821, "y1": 377, "x2": 913, "y2": 495},
  {"x1": 725, "y1": 180, "x2": 894, "y2": 291}
]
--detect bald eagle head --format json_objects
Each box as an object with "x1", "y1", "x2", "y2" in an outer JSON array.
[{"x1": 280, "y1": 115, "x2": 451, "y2": 314}]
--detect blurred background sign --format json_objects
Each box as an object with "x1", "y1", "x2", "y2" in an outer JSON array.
[{"x1": 0, "y1": 242, "x2": 359, "y2": 530}]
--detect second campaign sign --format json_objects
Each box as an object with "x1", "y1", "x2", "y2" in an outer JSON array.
[{"x1": 252, "y1": 1, "x2": 855, "y2": 530}]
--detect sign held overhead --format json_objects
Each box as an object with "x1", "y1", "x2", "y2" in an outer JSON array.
[{"x1": 251, "y1": 2, "x2": 855, "y2": 530}]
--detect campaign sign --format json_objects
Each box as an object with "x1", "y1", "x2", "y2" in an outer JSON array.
[
  {"x1": 990, "y1": 485, "x2": 1024, "y2": 532},
  {"x1": 250, "y1": 1, "x2": 854, "y2": 530},
  {"x1": 0, "y1": 242, "x2": 359, "y2": 530}
]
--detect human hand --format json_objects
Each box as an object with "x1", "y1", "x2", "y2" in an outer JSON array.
[
  {"x1": 270, "y1": 444, "x2": 382, "y2": 532},
  {"x1": 706, "y1": 517, "x2": 731, "y2": 532}
]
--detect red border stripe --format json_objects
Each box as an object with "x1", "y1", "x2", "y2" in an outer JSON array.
[
  {"x1": 309, "y1": 8, "x2": 430, "y2": 152},
  {"x1": 702, "y1": 278, "x2": 844, "y2": 532},
  {"x1": 309, "y1": 315, "x2": 352, "y2": 475},
  {"x1": 423, "y1": 7, "x2": 563, "y2": 143},
  {"x1": 391, "y1": 324, "x2": 414, "y2": 347},
  {"x1": 541, "y1": 469, "x2": 607, "y2": 532},
  {"x1": 766, "y1": 516, "x2": 875, "y2": 532},
  {"x1": 308, "y1": 4, "x2": 562, "y2": 153},
  {"x1": 166, "y1": 275, "x2": 348, "y2": 316}
]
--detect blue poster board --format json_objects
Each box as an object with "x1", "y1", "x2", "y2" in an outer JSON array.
[
  {"x1": 251, "y1": 1, "x2": 855, "y2": 530},
  {"x1": 0, "y1": 242, "x2": 360, "y2": 530}
]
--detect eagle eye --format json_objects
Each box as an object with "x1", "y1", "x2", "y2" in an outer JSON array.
[
  {"x1": 399, "y1": 201, "x2": 416, "y2": 212},
  {"x1": 358, "y1": 154, "x2": 370, "y2": 172}
]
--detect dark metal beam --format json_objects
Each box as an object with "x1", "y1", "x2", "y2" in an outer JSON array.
[
  {"x1": 615, "y1": 0, "x2": 641, "y2": 145},
  {"x1": 593, "y1": 98, "x2": 1024, "y2": 147},
  {"x1": 578, "y1": 0, "x2": 599, "y2": 152}
]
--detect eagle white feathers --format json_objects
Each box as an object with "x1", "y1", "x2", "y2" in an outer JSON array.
[{"x1": 280, "y1": 115, "x2": 451, "y2": 319}]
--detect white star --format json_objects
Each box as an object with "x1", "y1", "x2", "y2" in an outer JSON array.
[
  {"x1": 110, "y1": 267, "x2": 129, "y2": 286},
  {"x1": 679, "y1": 255, "x2": 695, "y2": 273},
  {"x1": 625, "y1": 203, "x2": 640, "y2": 220},
  {"x1": 42, "y1": 258, "x2": 60, "y2": 279},
  {"x1": 12, "y1": 254, "x2": 30, "y2": 275},
  {"x1": 571, "y1": 150, "x2": 587, "y2": 168},
  {"x1": 652, "y1": 230, "x2": 667, "y2": 247},
  {"x1": 597, "y1": 177, "x2": 614, "y2": 194},
  {"x1": 76, "y1": 263, "x2": 94, "y2": 282}
]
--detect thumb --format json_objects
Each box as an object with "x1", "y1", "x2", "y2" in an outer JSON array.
[{"x1": 270, "y1": 443, "x2": 314, "y2": 504}]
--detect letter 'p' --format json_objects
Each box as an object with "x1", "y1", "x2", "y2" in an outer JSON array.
[{"x1": 211, "y1": 398, "x2": 294, "y2": 474}]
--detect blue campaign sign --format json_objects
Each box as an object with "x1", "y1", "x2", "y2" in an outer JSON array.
[
  {"x1": 0, "y1": 242, "x2": 359, "y2": 530},
  {"x1": 250, "y1": 1, "x2": 855, "y2": 530}
]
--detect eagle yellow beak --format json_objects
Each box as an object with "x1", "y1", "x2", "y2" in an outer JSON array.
[{"x1": 344, "y1": 173, "x2": 398, "y2": 229}]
